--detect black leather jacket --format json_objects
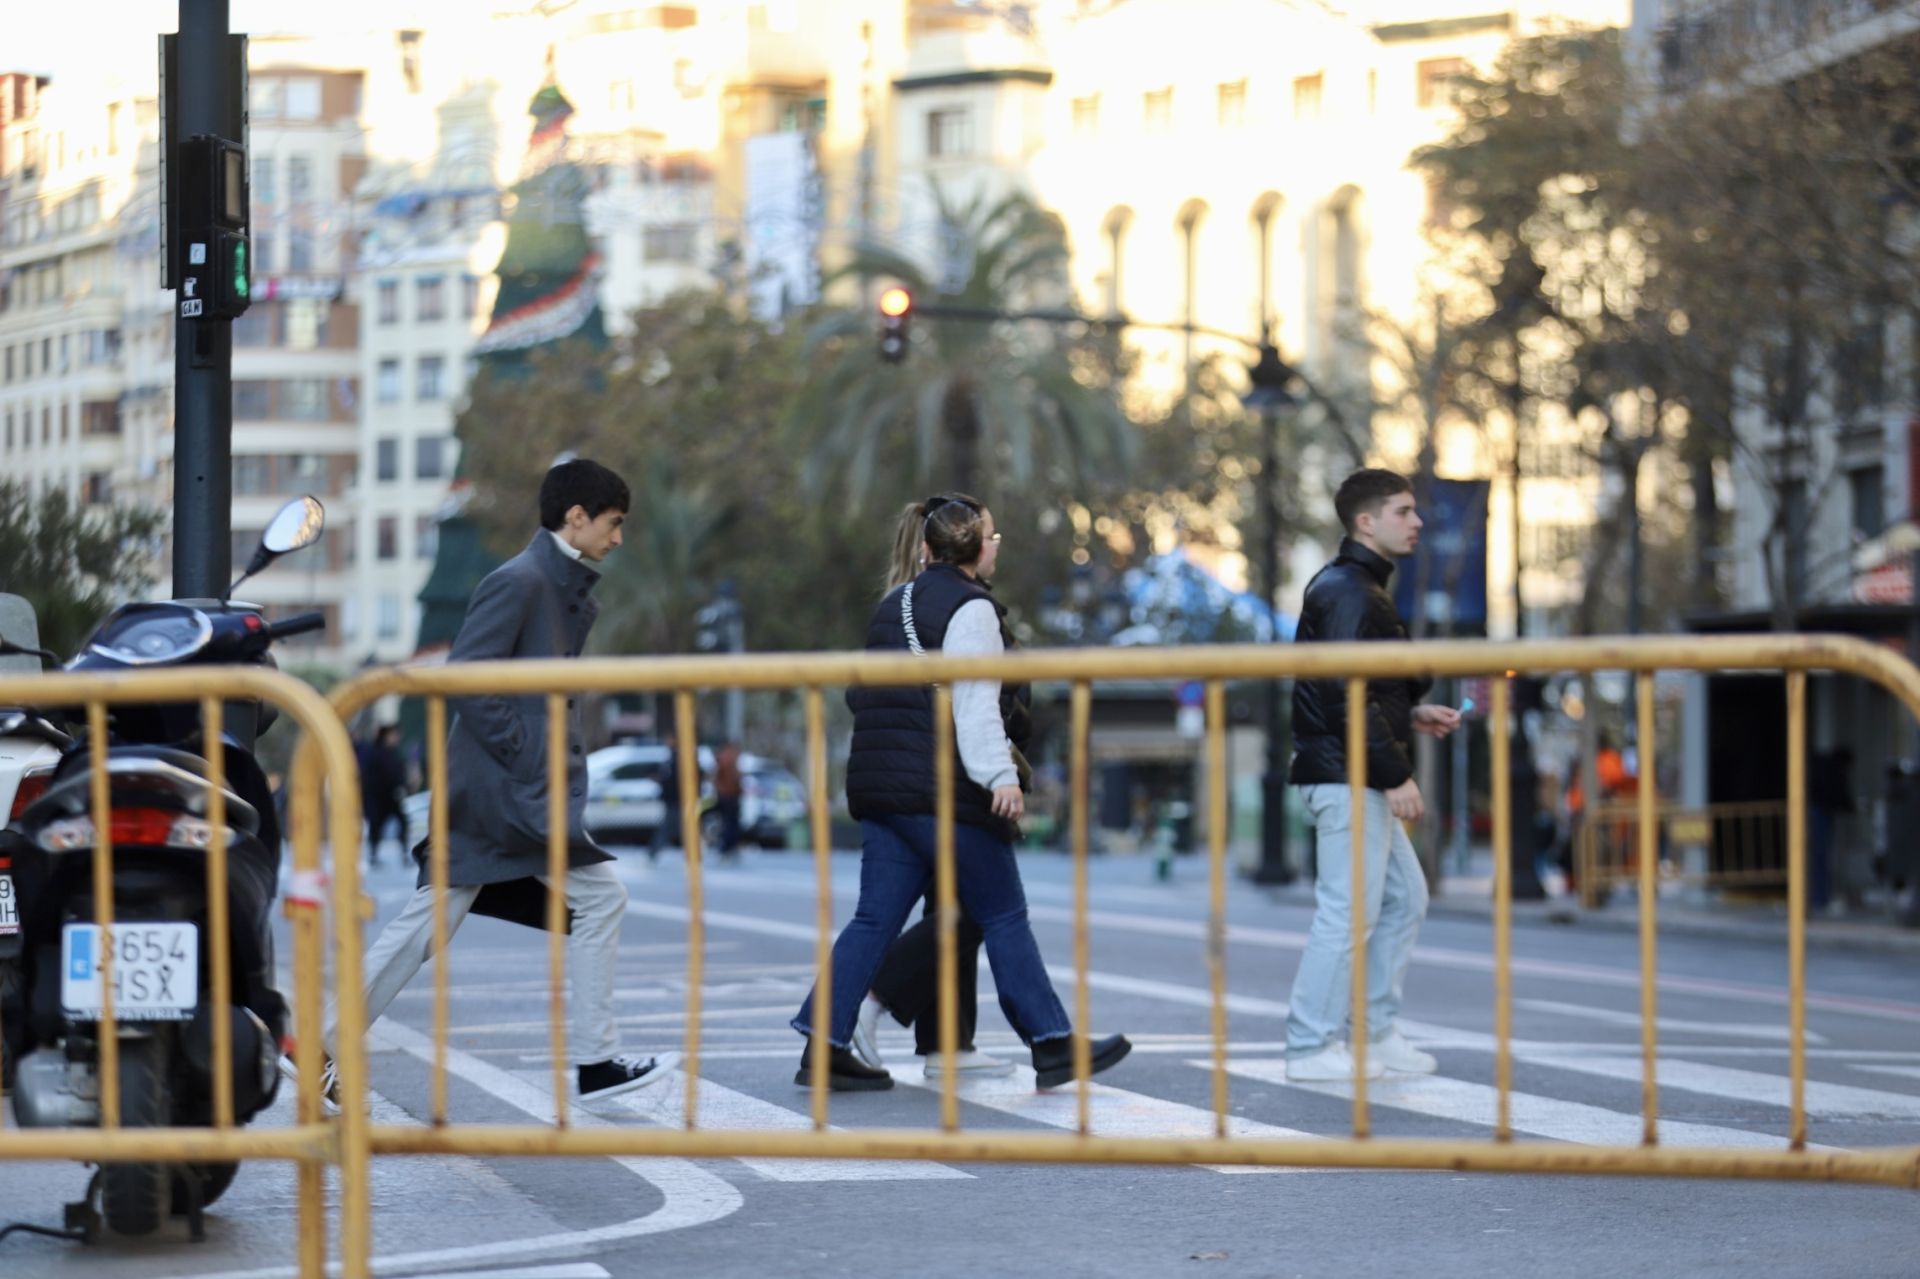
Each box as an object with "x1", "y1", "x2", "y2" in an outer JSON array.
[{"x1": 1288, "y1": 538, "x2": 1431, "y2": 790}]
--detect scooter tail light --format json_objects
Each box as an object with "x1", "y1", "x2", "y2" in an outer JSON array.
[
  {"x1": 8, "y1": 765, "x2": 54, "y2": 822},
  {"x1": 34, "y1": 807, "x2": 219, "y2": 853}
]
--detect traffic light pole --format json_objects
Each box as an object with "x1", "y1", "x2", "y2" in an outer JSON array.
[{"x1": 171, "y1": 0, "x2": 237, "y2": 599}]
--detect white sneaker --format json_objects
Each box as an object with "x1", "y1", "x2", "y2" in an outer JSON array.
[
  {"x1": 1285, "y1": 1043, "x2": 1385, "y2": 1083},
  {"x1": 1371, "y1": 1029, "x2": 1438, "y2": 1075},
  {"x1": 922, "y1": 1050, "x2": 1017, "y2": 1079},
  {"x1": 851, "y1": 995, "x2": 888, "y2": 1070}
]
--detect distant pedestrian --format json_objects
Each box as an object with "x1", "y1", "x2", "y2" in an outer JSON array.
[
  {"x1": 792, "y1": 492, "x2": 1129, "y2": 1091},
  {"x1": 361, "y1": 724, "x2": 410, "y2": 867},
  {"x1": 305, "y1": 459, "x2": 677, "y2": 1111},
  {"x1": 1809, "y1": 747, "x2": 1855, "y2": 913},
  {"x1": 712, "y1": 740, "x2": 743, "y2": 860},
  {"x1": 647, "y1": 744, "x2": 684, "y2": 863},
  {"x1": 1285, "y1": 469, "x2": 1460, "y2": 1082}
]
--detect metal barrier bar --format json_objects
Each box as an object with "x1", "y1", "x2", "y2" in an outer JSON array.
[
  {"x1": 1491, "y1": 677, "x2": 1513, "y2": 1142},
  {"x1": 677, "y1": 690, "x2": 705, "y2": 1131},
  {"x1": 359, "y1": 1123, "x2": 1920, "y2": 1184},
  {"x1": 546, "y1": 694, "x2": 570, "y2": 1127},
  {"x1": 1205, "y1": 680, "x2": 1229, "y2": 1140},
  {"x1": 933, "y1": 686, "x2": 959, "y2": 1132},
  {"x1": 805, "y1": 688, "x2": 833, "y2": 1130},
  {"x1": 1638, "y1": 674, "x2": 1660, "y2": 1146},
  {"x1": 1787, "y1": 671, "x2": 1808, "y2": 1150},
  {"x1": 323, "y1": 695, "x2": 375, "y2": 1279},
  {"x1": 88, "y1": 700, "x2": 119, "y2": 1130},
  {"x1": 201, "y1": 697, "x2": 236, "y2": 1130},
  {"x1": 1346, "y1": 677, "x2": 1369, "y2": 1136},
  {"x1": 1071, "y1": 681, "x2": 1093, "y2": 1134},
  {"x1": 428, "y1": 697, "x2": 452, "y2": 1127}
]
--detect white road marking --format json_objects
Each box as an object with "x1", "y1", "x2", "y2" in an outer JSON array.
[
  {"x1": 1513, "y1": 997, "x2": 1823, "y2": 1043},
  {"x1": 616, "y1": 1069, "x2": 970, "y2": 1182},
  {"x1": 1517, "y1": 1053, "x2": 1920, "y2": 1120},
  {"x1": 414, "y1": 1266, "x2": 612, "y2": 1279},
  {"x1": 896, "y1": 1063, "x2": 1322, "y2": 1174},
  {"x1": 1209, "y1": 1058, "x2": 1824, "y2": 1150}
]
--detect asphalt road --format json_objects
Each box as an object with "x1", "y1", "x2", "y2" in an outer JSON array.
[{"x1": 3, "y1": 845, "x2": 1917, "y2": 1279}]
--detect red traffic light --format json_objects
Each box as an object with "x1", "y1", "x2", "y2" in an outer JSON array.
[{"x1": 879, "y1": 287, "x2": 912, "y2": 317}]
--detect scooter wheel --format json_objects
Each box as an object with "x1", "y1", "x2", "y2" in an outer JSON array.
[
  {"x1": 101, "y1": 1035, "x2": 171, "y2": 1237},
  {"x1": 173, "y1": 1161, "x2": 240, "y2": 1214}
]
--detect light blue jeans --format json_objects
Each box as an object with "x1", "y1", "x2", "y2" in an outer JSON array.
[{"x1": 1285, "y1": 784, "x2": 1429, "y2": 1058}]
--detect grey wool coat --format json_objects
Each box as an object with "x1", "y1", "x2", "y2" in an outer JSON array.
[{"x1": 427, "y1": 530, "x2": 613, "y2": 930}]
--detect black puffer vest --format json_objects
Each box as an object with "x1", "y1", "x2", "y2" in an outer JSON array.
[{"x1": 845, "y1": 564, "x2": 1032, "y2": 840}]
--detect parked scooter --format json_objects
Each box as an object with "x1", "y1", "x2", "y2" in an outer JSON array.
[
  {"x1": 6, "y1": 497, "x2": 325, "y2": 1239},
  {"x1": 0, "y1": 594, "x2": 71, "y2": 1090}
]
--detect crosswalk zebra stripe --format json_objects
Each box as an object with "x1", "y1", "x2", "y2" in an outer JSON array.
[
  {"x1": 1850, "y1": 1064, "x2": 1920, "y2": 1082},
  {"x1": 1519, "y1": 1053, "x2": 1920, "y2": 1120},
  {"x1": 1513, "y1": 997, "x2": 1823, "y2": 1043},
  {"x1": 896, "y1": 1065, "x2": 1324, "y2": 1174},
  {"x1": 1205, "y1": 1059, "x2": 1829, "y2": 1150},
  {"x1": 615, "y1": 1071, "x2": 971, "y2": 1182}
]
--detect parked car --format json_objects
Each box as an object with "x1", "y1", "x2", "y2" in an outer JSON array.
[{"x1": 398, "y1": 742, "x2": 809, "y2": 852}]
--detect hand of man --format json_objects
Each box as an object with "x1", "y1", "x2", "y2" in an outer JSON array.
[
  {"x1": 1385, "y1": 778, "x2": 1424, "y2": 822},
  {"x1": 1412, "y1": 705, "x2": 1463, "y2": 738},
  {"x1": 990, "y1": 784, "x2": 1025, "y2": 820}
]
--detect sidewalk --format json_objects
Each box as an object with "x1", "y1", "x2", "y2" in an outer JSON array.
[{"x1": 1261, "y1": 845, "x2": 1920, "y2": 954}]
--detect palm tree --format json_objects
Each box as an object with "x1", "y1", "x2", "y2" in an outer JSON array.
[
  {"x1": 591, "y1": 458, "x2": 731, "y2": 656},
  {"x1": 789, "y1": 186, "x2": 1135, "y2": 505}
]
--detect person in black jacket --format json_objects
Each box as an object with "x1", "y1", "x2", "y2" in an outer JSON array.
[
  {"x1": 789, "y1": 494, "x2": 1130, "y2": 1091},
  {"x1": 1284, "y1": 468, "x2": 1460, "y2": 1083}
]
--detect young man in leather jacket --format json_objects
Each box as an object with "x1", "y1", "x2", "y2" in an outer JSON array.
[{"x1": 1284, "y1": 468, "x2": 1461, "y2": 1082}]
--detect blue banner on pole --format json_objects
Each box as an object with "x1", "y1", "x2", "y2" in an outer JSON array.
[{"x1": 1393, "y1": 479, "x2": 1490, "y2": 631}]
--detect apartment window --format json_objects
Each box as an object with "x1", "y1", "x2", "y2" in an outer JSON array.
[
  {"x1": 415, "y1": 434, "x2": 449, "y2": 479},
  {"x1": 286, "y1": 297, "x2": 328, "y2": 350},
  {"x1": 417, "y1": 515, "x2": 439, "y2": 561},
  {"x1": 377, "y1": 594, "x2": 401, "y2": 640},
  {"x1": 417, "y1": 275, "x2": 445, "y2": 322},
  {"x1": 926, "y1": 108, "x2": 972, "y2": 159},
  {"x1": 1071, "y1": 94, "x2": 1099, "y2": 135},
  {"x1": 1143, "y1": 88, "x2": 1173, "y2": 131},
  {"x1": 85, "y1": 471, "x2": 111, "y2": 505},
  {"x1": 250, "y1": 78, "x2": 283, "y2": 119},
  {"x1": 416, "y1": 355, "x2": 445, "y2": 400},
  {"x1": 3, "y1": 412, "x2": 11, "y2": 450},
  {"x1": 1417, "y1": 58, "x2": 1471, "y2": 110},
  {"x1": 643, "y1": 224, "x2": 697, "y2": 263},
  {"x1": 1217, "y1": 80, "x2": 1247, "y2": 128},
  {"x1": 233, "y1": 455, "x2": 272, "y2": 495},
  {"x1": 376, "y1": 358, "x2": 402, "y2": 404},
  {"x1": 81, "y1": 401, "x2": 119, "y2": 436},
  {"x1": 288, "y1": 229, "x2": 315, "y2": 273},
  {"x1": 376, "y1": 437, "x2": 399, "y2": 482},
  {"x1": 40, "y1": 408, "x2": 49, "y2": 444},
  {"x1": 1293, "y1": 74, "x2": 1323, "y2": 121},
  {"x1": 253, "y1": 155, "x2": 275, "y2": 208},
  {"x1": 3, "y1": 347, "x2": 10, "y2": 382},
  {"x1": 462, "y1": 273, "x2": 482, "y2": 319},
  {"x1": 1850, "y1": 465, "x2": 1886, "y2": 539},
  {"x1": 283, "y1": 379, "x2": 328, "y2": 420},
  {"x1": 285, "y1": 78, "x2": 322, "y2": 121},
  {"x1": 377, "y1": 517, "x2": 399, "y2": 562},
  {"x1": 233, "y1": 380, "x2": 272, "y2": 419},
  {"x1": 288, "y1": 155, "x2": 312, "y2": 203},
  {"x1": 377, "y1": 279, "x2": 399, "y2": 325},
  {"x1": 253, "y1": 232, "x2": 275, "y2": 275}
]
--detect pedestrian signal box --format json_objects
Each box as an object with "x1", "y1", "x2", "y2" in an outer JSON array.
[{"x1": 174, "y1": 134, "x2": 251, "y2": 321}]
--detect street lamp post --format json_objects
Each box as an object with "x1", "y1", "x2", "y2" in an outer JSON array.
[{"x1": 1246, "y1": 340, "x2": 1300, "y2": 885}]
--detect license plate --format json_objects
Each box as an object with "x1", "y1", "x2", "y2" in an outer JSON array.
[
  {"x1": 61, "y1": 923, "x2": 198, "y2": 1021},
  {"x1": 0, "y1": 874, "x2": 16, "y2": 937}
]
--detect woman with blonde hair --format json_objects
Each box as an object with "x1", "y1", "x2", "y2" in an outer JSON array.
[{"x1": 791, "y1": 493, "x2": 1130, "y2": 1090}]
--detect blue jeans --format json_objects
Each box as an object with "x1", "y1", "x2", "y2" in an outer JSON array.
[
  {"x1": 1285, "y1": 784, "x2": 1429, "y2": 1057},
  {"x1": 791, "y1": 816, "x2": 1071, "y2": 1048}
]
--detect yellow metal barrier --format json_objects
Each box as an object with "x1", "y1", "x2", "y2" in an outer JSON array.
[
  {"x1": 1579, "y1": 800, "x2": 1794, "y2": 902},
  {"x1": 307, "y1": 635, "x2": 1920, "y2": 1279},
  {"x1": 0, "y1": 666, "x2": 359, "y2": 1277}
]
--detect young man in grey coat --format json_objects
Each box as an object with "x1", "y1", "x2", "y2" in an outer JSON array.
[{"x1": 312, "y1": 458, "x2": 676, "y2": 1109}]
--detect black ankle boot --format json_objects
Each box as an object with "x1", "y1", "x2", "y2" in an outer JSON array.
[
  {"x1": 794, "y1": 1042, "x2": 894, "y2": 1092},
  {"x1": 1031, "y1": 1034, "x2": 1132, "y2": 1089}
]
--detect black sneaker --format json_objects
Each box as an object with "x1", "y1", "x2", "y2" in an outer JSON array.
[
  {"x1": 1031, "y1": 1034, "x2": 1132, "y2": 1090},
  {"x1": 793, "y1": 1043, "x2": 894, "y2": 1092},
  {"x1": 578, "y1": 1052, "x2": 680, "y2": 1102}
]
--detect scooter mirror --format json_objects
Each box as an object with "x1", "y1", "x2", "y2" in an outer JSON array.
[
  {"x1": 263, "y1": 496, "x2": 326, "y2": 555},
  {"x1": 0, "y1": 593, "x2": 43, "y2": 677}
]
